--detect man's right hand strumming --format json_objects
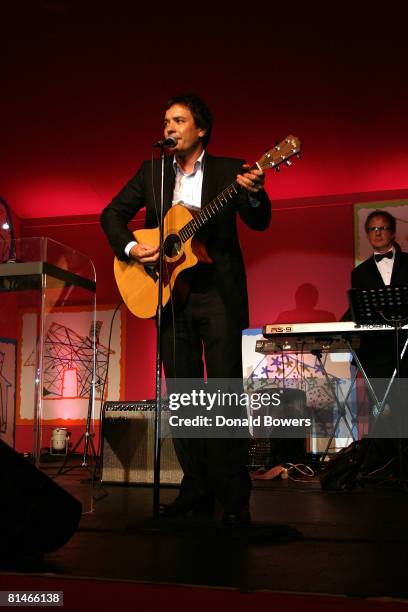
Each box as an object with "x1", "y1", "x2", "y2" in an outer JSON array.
[{"x1": 130, "y1": 243, "x2": 160, "y2": 264}]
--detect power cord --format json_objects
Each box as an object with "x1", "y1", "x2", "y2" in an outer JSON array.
[
  {"x1": 284, "y1": 462, "x2": 315, "y2": 481},
  {"x1": 251, "y1": 462, "x2": 315, "y2": 481}
]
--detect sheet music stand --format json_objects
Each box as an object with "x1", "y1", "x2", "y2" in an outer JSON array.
[
  {"x1": 349, "y1": 286, "x2": 408, "y2": 378},
  {"x1": 348, "y1": 286, "x2": 408, "y2": 432}
]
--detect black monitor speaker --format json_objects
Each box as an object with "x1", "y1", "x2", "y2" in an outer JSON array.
[{"x1": 0, "y1": 440, "x2": 82, "y2": 557}]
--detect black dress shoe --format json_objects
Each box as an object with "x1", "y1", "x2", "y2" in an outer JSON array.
[
  {"x1": 221, "y1": 510, "x2": 251, "y2": 528},
  {"x1": 191, "y1": 496, "x2": 214, "y2": 515},
  {"x1": 159, "y1": 501, "x2": 192, "y2": 518}
]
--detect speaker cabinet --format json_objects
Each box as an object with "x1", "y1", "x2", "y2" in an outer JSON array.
[
  {"x1": 101, "y1": 401, "x2": 182, "y2": 485},
  {"x1": 0, "y1": 440, "x2": 82, "y2": 556}
]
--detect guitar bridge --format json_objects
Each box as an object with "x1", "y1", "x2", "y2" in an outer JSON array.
[{"x1": 144, "y1": 264, "x2": 158, "y2": 283}]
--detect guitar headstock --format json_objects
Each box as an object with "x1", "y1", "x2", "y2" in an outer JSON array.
[{"x1": 257, "y1": 135, "x2": 301, "y2": 173}]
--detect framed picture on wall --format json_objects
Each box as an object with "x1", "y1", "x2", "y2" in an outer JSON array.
[
  {"x1": 354, "y1": 199, "x2": 408, "y2": 266},
  {"x1": 0, "y1": 337, "x2": 17, "y2": 447},
  {"x1": 17, "y1": 304, "x2": 125, "y2": 426}
]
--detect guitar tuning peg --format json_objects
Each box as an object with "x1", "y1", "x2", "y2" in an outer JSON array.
[
  {"x1": 296, "y1": 152, "x2": 302, "y2": 159},
  {"x1": 275, "y1": 166, "x2": 280, "y2": 172},
  {"x1": 286, "y1": 160, "x2": 292, "y2": 167}
]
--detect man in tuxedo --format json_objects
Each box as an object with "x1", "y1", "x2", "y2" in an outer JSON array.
[
  {"x1": 348, "y1": 210, "x2": 408, "y2": 467},
  {"x1": 100, "y1": 94, "x2": 271, "y2": 526},
  {"x1": 350, "y1": 209, "x2": 408, "y2": 379}
]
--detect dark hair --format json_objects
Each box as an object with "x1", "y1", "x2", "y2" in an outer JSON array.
[
  {"x1": 165, "y1": 94, "x2": 213, "y2": 148},
  {"x1": 364, "y1": 209, "x2": 396, "y2": 234}
]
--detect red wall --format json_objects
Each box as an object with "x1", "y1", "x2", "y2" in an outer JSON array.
[{"x1": 2, "y1": 3, "x2": 408, "y2": 220}]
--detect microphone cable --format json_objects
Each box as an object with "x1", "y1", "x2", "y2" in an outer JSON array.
[{"x1": 93, "y1": 299, "x2": 124, "y2": 486}]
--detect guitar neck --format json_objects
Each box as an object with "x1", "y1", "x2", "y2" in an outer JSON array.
[
  {"x1": 178, "y1": 162, "x2": 258, "y2": 243},
  {"x1": 177, "y1": 135, "x2": 301, "y2": 242}
]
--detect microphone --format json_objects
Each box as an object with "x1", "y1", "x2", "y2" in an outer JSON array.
[{"x1": 153, "y1": 136, "x2": 178, "y2": 148}]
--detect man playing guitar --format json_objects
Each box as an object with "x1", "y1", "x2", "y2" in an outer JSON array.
[{"x1": 101, "y1": 94, "x2": 271, "y2": 527}]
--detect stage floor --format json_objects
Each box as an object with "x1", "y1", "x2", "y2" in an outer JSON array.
[{"x1": 2, "y1": 456, "x2": 408, "y2": 600}]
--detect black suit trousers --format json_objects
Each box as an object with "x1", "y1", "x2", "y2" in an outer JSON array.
[{"x1": 161, "y1": 284, "x2": 251, "y2": 513}]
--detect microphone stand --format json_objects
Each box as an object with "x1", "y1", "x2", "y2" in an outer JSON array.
[{"x1": 153, "y1": 143, "x2": 166, "y2": 519}]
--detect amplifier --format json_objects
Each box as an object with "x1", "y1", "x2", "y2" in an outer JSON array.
[{"x1": 101, "y1": 400, "x2": 182, "y2": 485}]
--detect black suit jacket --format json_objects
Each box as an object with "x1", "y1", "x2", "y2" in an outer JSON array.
[
  {"x1": 351, "y1": 250, "x2": 408, "y2": 290},
  {"x1": 349, "y1": 250, "x2": 408, "y2": 376},
  {"x1": 100, "y1": 153, "x2": 271, "y2": 329}
]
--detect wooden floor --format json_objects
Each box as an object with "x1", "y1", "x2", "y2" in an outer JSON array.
[{"x1": 2, "y1": 455, "x2": 408, "y2": 600}]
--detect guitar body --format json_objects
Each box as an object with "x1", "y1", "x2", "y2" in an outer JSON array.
[{"x1": 114, "y1": 203, "x2": 210, "y2": 319}]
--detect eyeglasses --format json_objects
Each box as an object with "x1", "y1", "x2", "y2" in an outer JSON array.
[{"x1": 367, "y1": 226, "x2": 392, "y2": 233}]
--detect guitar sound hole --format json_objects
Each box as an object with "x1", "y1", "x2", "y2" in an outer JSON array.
[{"x1": 163, "y1": 234, "x2": 182, "y2": 258}]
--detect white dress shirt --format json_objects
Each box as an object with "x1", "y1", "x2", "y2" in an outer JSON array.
[
  {"x1": 374, "y1": 247, "x2": 395, "y2": 285},
  {"x1": 172, "y1": 150, "x2": 205, "y2": 209}
]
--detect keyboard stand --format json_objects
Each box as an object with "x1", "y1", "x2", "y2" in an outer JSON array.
[{"x1": 311, "y1": 349, "x2": 358, "y2": 461}]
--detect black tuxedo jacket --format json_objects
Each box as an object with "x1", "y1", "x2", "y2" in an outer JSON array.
[
  {"x1": 349, "y1": 250, "x2": 408, "y2": 376},
  {"x1": 100, "y1": 153, "x2": 271, "y2": 329},
  {"x1": 351, "y1": 250, "x2": 408, "y2": 290}
]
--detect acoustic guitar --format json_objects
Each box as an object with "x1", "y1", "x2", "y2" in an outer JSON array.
[{"x1": 114, "y1": 135, "x2": 301, "y2": 318}]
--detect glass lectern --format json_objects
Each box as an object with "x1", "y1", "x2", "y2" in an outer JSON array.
[{"x1": 0, "y1": 237, "x2": 97, "y2": 512}]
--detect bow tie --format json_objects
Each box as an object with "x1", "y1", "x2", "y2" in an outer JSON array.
[{"x1": 375, "y1": 250, "x2": 394, "y2": 262}]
